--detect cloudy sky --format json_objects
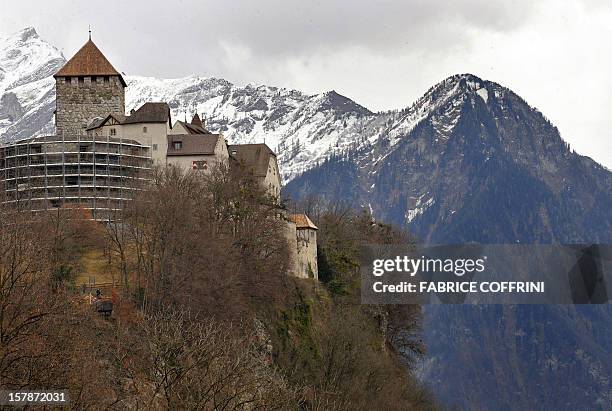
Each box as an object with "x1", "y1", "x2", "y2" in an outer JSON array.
[{"x1": 1, "y1": 0, "x2": 611, "y2": 167}]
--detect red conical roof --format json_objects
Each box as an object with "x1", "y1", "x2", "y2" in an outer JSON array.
[{"x1": 54, "y1": 40, "x2": 126, "y2": 86}]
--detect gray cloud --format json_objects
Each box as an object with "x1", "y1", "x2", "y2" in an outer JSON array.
[
  {"x1": 198, "y1": 0, "x2": 536, "y2": 56},
  {"x1": 0, "y1": 0, "x2": 537, "y2": 77}
]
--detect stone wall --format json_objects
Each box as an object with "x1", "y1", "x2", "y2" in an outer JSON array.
[
  {"x1": 262, "y1": 156, "x2": 282, "y2": 200},
  {"x1": 284, "y1": 220, "x2": 300, "y2": 277},
  {"x1": 55, "y1": 76, "x2": 125, "y2": 135},
  {"x1": 296, "y1": 228, "x2": 318, "y2": 279}
]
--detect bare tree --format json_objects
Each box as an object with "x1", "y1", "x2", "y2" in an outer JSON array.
[
  {"x1": 113, "y1": 308, "x2": 300, "y2": 409},
  {"x1": 121, "y1": 164, "x2": 290, "y2": 319}
]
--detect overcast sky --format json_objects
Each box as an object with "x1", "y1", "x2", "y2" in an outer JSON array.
[{"x1": 1, "y1": 0, "x2": 611, "y2": 167}]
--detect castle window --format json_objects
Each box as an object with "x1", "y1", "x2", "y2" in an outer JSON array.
[
  {"x1": 173, "y1": 141, "x2": 182, "y2": 150},
  {"x1": 104, "y1": 76, "x2": 109, "y2": 83},
  {"x1": 142, "y1": 126, "x2": 147, "y2": 133},
  {"x1": 65, "y1": 77, "x2": 71, "y2": 84},
  {"x1": 110, "y1": 128, "x2": 117, "y2": 136},
  {"x1": 78, "y1": 76, "x2": 84, "y2": 84},
  {"x1": 91, "y1": 77, "x2": 97, "y2": 83},
  {"x1": 152, "y1": 144, "x2": 158, "y2": 151}
]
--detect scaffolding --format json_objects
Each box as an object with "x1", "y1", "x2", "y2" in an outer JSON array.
[{"x1": 0, "y1": 133, "x2": 152, "y2": 221}]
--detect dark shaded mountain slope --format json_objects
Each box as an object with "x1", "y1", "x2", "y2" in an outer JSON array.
[
  {"x1": 285, "y1": 74, "x2": 612, "y2": 410},
  {"x1": 286, "y1": 74, "x2": 612, "y2": 244}
]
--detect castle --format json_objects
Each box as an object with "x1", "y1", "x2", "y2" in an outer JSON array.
[{"x1": 0, "y1": 37, "x2": 317, "y2": 280}]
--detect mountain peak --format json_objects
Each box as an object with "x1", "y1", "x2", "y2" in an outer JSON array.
[
  {"x1": 434, "y1": 73, "x2": 490, "y2": 96},
  {"x1": 2, "y1": 27, "x2": 39, "y2": 44},
  {"x1": 390, "y1": 73, "x2": 494, "y2": 142},
  {"x1": 412, "y1": 73, "x2": 499, "y2": 117},
  {"x1": 451, "y1": 73, "x2": 484, "y2": 82},
  {"x1": 18, "y1": 27, "x2": 38, "y2": 40},
  {"x1": 317, "y1": 90, "x2": 373, "y2": 116}
]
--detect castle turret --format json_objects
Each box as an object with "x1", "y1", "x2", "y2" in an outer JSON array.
[{"x1": 53, "y1": 39, "x2": 126, "y2": 135}]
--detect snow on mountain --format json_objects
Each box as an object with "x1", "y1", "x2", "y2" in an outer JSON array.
[
  {"x1": 286, "y1": 71, "x2": 612, "y2": 242},
  {"x1": 1, "y1": 29, "x2": 507, "y2": 186},
  {"x1": 0, "y1": 27, "x2": 379, "y2": 182},
  {"x1": 0, "y1": 27, "x2": 597, "y2": 191},
  {"x1": 0, "y1": 27, "x2": 64, "y2": 141},
  {"x1": 126, "y1": 76, "x2": 376, "y2": 181},
  {"x1": 283, "y1": 72, "x2": 612, "y2": 409}
]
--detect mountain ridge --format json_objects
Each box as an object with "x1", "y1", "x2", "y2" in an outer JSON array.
[
  {"x1": 1, "y1": 27, "x2": 608, "y2": 185},
  {"x1": 0, "y1": 27, "x2": 379, "y2": 182},
  {"x1": 286, "y1": 71, "x2": 612, "y2": 243},
  {"x1": 283, "y1": 67, "x2": 612, "y2": 410}
]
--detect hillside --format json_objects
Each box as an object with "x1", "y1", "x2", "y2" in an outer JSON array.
[{"x1": 0, "y1": 164, "x2": 436, "y2": 410}]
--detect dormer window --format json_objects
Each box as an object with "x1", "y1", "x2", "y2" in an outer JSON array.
[{"x1": 173, "y1": 141, "x2": 183, "y2": 150}]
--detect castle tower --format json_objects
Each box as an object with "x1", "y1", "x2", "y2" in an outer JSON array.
[{"x1": 53, "y1": 39, "x2": 126, "y2": 135}]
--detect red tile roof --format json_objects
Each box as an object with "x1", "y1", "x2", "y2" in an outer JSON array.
[
  {"x1": 290, "y1": 214, "x2": 318, "y2": 230},
  {"x1": 54, "y1": 40, "x2": 126, "y2": 86}
]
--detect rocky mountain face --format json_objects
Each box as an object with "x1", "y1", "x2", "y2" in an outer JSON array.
[
  {"x1": 285, "y1": 75, "x2": 612, "y2": 409},
  {"x1": 126, "y1": 77, "x2": 376, "y2": 181},
  {"x1": 0, "y1": 28, "x2": 63, "y2": 141},
  {"x1": 286, "y1": 74, "x2": 612, "y2": 244},
  {"x1": 2, "y1": 27, "x2": 611, "y2": 410}
]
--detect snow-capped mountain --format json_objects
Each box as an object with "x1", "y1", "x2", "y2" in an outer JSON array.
[
  {"x1": 0, "y1": 27, "x2": 64, "y2": 141},
  {"x1": 284, "y1": 72, "x2": 612, "y2": 409},
  {"x1": 3, "y1": 28, "x2": 610, "y2": 241},
  {"x1": 0, "y1": 27, "x2": 378, "y2": 182},
  {"x1": 287, "y1": 72, "x2": 612, "y2": 243},
  {"x1": 126, "y1": 76, "x2": 376, "y2": 181}
]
